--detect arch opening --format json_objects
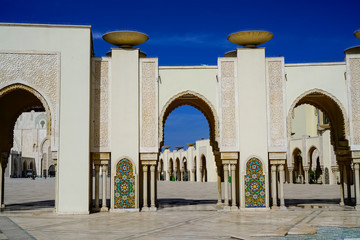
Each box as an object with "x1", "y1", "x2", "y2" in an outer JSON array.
[
  {"x1": 157, "y1": 91, "x2": 220, "y2": 209},
  {"x1": 287, "y1": 89, "x2": 352, "y2": 206},
  {"x1": 0, "y1": 84, "x2": 54, "y2": 210}
]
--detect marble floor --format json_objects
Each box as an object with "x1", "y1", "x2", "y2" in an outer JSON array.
[{"x1": 0, "y1": 178, "x2": 359, "y2": 239}]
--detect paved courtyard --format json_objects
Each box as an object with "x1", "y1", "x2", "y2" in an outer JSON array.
[{"x1": 0, "y1": 178, "x2": 360, "y2": 239}]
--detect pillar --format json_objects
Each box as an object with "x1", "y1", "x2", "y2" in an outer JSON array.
[
  {"x1": 304, "y1": 167, "x2": 309, "y2": 184},
  {"x1": 191, "y1": 169, "x2": 195, "y2": 182},
  {"x1": 332, "y1": 167, "x2": 338, "y2": 185},
  {"x1": 354, "y1": 163, "x2": 360, "y2": 210},
  {"x1": 346, "y1": 164, "x2": 352, "y2": 202},
  {"x1": 0, "y1": 160, "x2": 3, "y2": 209},
  {"x1": 339, "y1": 163, "x2": 345, "y2": 206},
  {"x1": 231, "y1": 164, "x2": 237, "y2": 209},
  {"x1": 174, "y1": 166, "x2": 178, "y2": 181},
  {"x1": 278, "y1": 165, "x2": 285, "y2": 209},
  {"x1": 217, "y1": 167, "x2": 222, "y2": 205},
  {"x1": 288, "y1": 168, "x2": 294, "y2": 184},
  {"x1": 52, "y1": 151, "x2": 58, "y2": 212},
  {"x1": 101, "y1": 164, "x2": 108, "y2": 212},
  {"x1": 271, "y1": 165, "x2": 278, "y2": 208},
  {"x1": 321, "y1": 166, "x2": 325, "y2": 184},
  {"x1": 142, "y1": 165, "x2": 149, "y2": 211},
  {"x1": 180, "y1": 168, "x2": 184, "y2": 181},
  {"x1": 223, "y1": 164, "x2": 229, "y2": 208},
  {"x1": 94, "y1": 164, "x2": 100, "y2": 210},
  {"x1": 166, "y1": 170, "x2": 170, "y2": 181},
  {"x1": 150, "y1": 165, "x2": 156, "y2": 210}
]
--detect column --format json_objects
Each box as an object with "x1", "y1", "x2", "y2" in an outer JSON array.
[
  {"x1": 0, "y1": 161, "x2": 3, "y2": 209},
  {"x1": 94, "y1": 164, "x2": 100, "y2": 210},
  {"x1": 217, "y1": 167, "x2": 222, "y2": 205},
  {"x1": 288, "y1": 168, "x2": 294, "y2": 184},
  {"x1": 332, "y1": 168, "x2": 338, "y2": 185},
  {"x1": 339, "y1": 163, "x2": 345, "y2": 206},
  {"x1": 321, "y1": 166, "x2": 325, "y2": 184},
  {"x1": 166, "y1": 170, "x2": 170, "y2": 181},
  {"x1": 223, "y1": 164, "x2": 229, "y2": 208},
  {"x1": 174, "y1": 166, "x2": 178, "y2": 181},
  {"x1": 278, "y1": 165, "x2": 285, "y2": 209},
  {"x1": 271, "y1": 165, "x2": 278, "y2": 208},
  {"x1": 346, "y1": 164, "x2": 352, "y2": 202},
  {"x1": 304, "y1": 167, "x2": 309, "y2": 184},
  {"x1": 180, "y1": 168, "x2": 184, "y2": 181},
  {"x1": 1, "y1": 162, "x2": 4, "y2": 208},
  {"x1": 231, "y1": 164, "x2": 237, "y2": 209},
  {"x1": 191, "y1": 169, "x2": 195, "y2": 182},
  {"x1": 101, "y1": 164, "x2": 108, "y2": 212},
  {"x1": 150, "y1": 165, "x2": 156, "y2": 210},
  {"x1": 52, "y1": 151, "x2": 58, "y2": 212},
  {"x1": 354, "y1": 163, "x2": 360, "y2": 210},
  {"x1": 142, "y1": 165, "x2": 149, "y2": 210}
]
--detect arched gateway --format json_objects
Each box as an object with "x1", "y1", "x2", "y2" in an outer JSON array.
[{"x1": 1, "y1": 24, "x2": 360, "y2": 214}]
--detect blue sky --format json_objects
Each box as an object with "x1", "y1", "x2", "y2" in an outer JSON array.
[{"x1": 2, "y1": 0, "x2": 359, "y2": 150}]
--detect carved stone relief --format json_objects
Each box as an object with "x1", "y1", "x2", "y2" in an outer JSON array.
[
  {"x1": 349, "y1": 58, "x2": 360, "y2": 145},
  {"x1": 92, "y1": 60, "x2": 109, "y2": 150},
  {"x1": 219, "y1": 60, "x2": 237, "y2": 149},
  {"x1": 0, "y1": 52, "x2": 60, "y2": 150},
  {"x1": 140, "y1": 59, "x2": 158, "y2": 151},
  {"x1": 266, "y1": 59, "x2": 286, "y2": 150}
]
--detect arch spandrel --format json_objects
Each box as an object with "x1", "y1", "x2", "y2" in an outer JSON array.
[
  {"x1": 285, "y1": 63, "x2": 348, "y2": 116},
  {"x1": 0, "y1": 51, "x2": 60, "y2": 152}
]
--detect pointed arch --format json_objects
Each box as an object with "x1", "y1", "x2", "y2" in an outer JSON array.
[
  {"x1": 287, "y1": 88, "x2": 349, "y2": 152},
  {"x1": 0, "y1": 83, "x2": 52, "y2": 153},
  {"x1": 159, "y1": 90, "x2": 219, "y2": 152}
]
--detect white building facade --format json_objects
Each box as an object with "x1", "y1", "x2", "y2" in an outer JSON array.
[{"x1": 0, "y1": 23, "x2": 360, "y2": 213}]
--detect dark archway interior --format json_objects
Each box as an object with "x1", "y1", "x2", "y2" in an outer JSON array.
[{"x1": 0, "y1": 89, "x2": 45, "y2": 153}]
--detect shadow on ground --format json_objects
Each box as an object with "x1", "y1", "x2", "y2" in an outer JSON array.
[
  {"x1": 1, "y1": 200, "x2": 54, "y2": 212},
  {"x1": 158, "y1": 198, "x2": 219, "y2": 210}
]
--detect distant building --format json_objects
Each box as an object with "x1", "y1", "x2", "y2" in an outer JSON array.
[{"x1": 6, "y1": 111, "x2": 53, "y2": 178}]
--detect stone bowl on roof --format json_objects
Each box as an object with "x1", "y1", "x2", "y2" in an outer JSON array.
[
  {"x1": 355, "y1": 30, "x2": 360, "y2": 39},
  {"x1": 186, "y1": 143, "x2": 195, "y2": 147},
  {"x1": 227, "y1": 30, "x2": 273, "y2": 48},
  {"x1": 102, "y1": 31, "x2": 149, "y2": 48}
]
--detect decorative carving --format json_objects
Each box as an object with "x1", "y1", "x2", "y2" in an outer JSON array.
[
  {"x1": 141, "y1": 60, "x2": 157, "y2": 150},
  {"x1": 267, "y1": 60, "x2": 286, "y2": 148},
  {"x1": 0, "y1": 52, "x2": 60, "y2": 150},
  {"x1": 220, "y1": 60, "x2": 236, "y2": 148},
  {"x1": 349, "y1": 58, "x2": 360, "y2": 145},
  {"x1": 92, "y1": 60, "x2": 109, "y2": 148}
]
